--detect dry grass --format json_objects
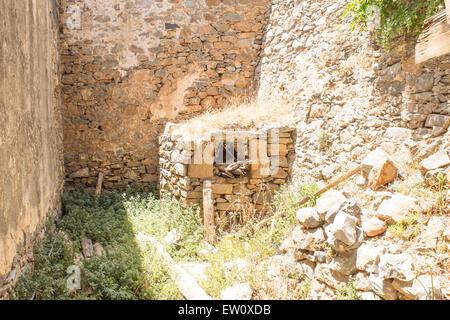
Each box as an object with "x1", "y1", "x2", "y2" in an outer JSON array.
[{"x1": 174, "y1": 97, "x2": 296, "y2": 138}]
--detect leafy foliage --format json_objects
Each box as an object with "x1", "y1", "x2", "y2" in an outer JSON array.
[
  {"x1": 336, "y1": 277, "x2": 362, "y2": 300},
  {"x1": 344, "y1": 0, "x2": 445, "y2": 47},
  {"x1": 388, "y1": 213, "x2": 421, "y2": 240},
  {"x1": 11, "y1": 186, "x2": 202, "y2": 300}
]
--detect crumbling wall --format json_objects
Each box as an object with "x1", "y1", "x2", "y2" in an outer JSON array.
[
  {"x1": 256, "y1": 0, "x2": 449, "y2": 183},
  {"x1": 0, "y1": 0, "x2": 64, "y2": 298},
  {"x1": 59, "y1": 0, "x2": 271, "y2": 190},
  {"x1": 159, "y1": 125, "x2": 295, "y2": 228}
]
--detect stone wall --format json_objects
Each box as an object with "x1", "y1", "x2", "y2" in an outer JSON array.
[
  {"x1": 59, "y1": 0, "x2": 271, "y2": 190},
  {"x1": 256, "y1": 0, "x2": 450, "y2": 183},
  {"x1": 0, "y1": 0, "x2": 64, "y2": 298},
  {"x1": 159, "y1": 125, "x2": 295, "y2": 228}
]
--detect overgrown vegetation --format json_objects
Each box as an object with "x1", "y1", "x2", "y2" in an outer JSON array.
[
  {"x1": 344, "y1": 0, "x2": 445, "y2": 47},
  {"x1": 201, "y1": 183, "x2": 319, "y2": 298},
  {"x1": 317, "y1": 130, "x2": 330, "y2": 149},
  {"x1": 388, "y1": 213, "x2": 421, "y2": 240},
  {"x1": 336, "y1": 277, "x2": 362, "y2": 300},
  {"x1": 430, "y1": 172, "x2": 449, "y2": 215},
  {"x1": 11, "y1": 185, "x2": 203, "y2": 300}
]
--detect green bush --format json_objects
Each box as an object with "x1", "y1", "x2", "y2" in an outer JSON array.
[
  {"x1": 336, "y1": 277, "x2": 362, "y2": 300},
  {"x1": 345, "y1": 0, "x2": 445, "y2": 47},
  {"x1": 11, "y1": 186, "x2": 202, "y2": 300}
]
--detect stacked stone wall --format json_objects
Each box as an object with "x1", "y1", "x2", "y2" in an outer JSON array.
[
  {"x1": 159, "y1": 126, "x2": 296, "y2": 227},
  {"x1": 59, "y1": 0, "x2": 271, "y2": 189},
  {"x1": 256, "y1": 0, "x2": 450, "y2": 183}
]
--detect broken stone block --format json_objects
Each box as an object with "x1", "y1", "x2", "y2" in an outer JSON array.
[
  {"x1": 330, "y1": 250, "x2": 357, "y2": 276},
  {"x1": 376, "y1": 194, "x2": 418, "y2": 224},
  {"x1": 361, "y1": 148, "x2": 390, "y2": 179},
  {"x1": 362, "y1": 216, "x2": 387, "y2": 237},
  {"x1": 392, "y1": 275, "x2": 441, "y2": 300},
  {"x1": 314, "y1": 190, "x2": 347, "y2": 220},
  {"x1": 188, "y1": 164, "x2": 213, "y2": 178},
  {"x1": 425, "y1": 114, "x2": 450, "y2": 129},
  {"x1": 419, "y1": 150, "x2": 450, "y2": 173},
  {"x1": 82, "y1": 237, "x2": 94, "y2": 259},
  {"x1": 70, "y1": 168, "x2": 90, "y2": 178},
  {"x1": 212, "y1": 184, "x2": 233, "y2": 195},
  {"x1": 356, "y1": 244, "x2": 386, "y2": 273},
  {"x1": 314, "y1": 263, "x2": 348, "y2": 289},
  {"x1": 369, "y1": 274, "x2": 398, "y2": 300},
  {"x1": 378, "y1": 253, "x2": 415, "y2": 281},
  {"x1": 296, "y1": 207, "x2": 322, "y2": 229},
  {"x1": 93, "y1": 243, "x2": 105, "y2": 257},
  {"x1": 326, "y1": 211, "x2": 360, "y2": 247},
  {"x1": 291, "y1": 226, "x2": 325, "y2": 252},
  {"x1": 384, "y1": 127, "x2": 412, "y2": 141},
  {"x1": 368, "y1": 157, "x2": 398, "y2": 190}
]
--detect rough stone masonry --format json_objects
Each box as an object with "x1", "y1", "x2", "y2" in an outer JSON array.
[
  {"x1": 59, "y1": 0, "x2": 271, "y2": 190},
  {"x1": 159, "y1": 124, "x2": 296, "y2": 228}
]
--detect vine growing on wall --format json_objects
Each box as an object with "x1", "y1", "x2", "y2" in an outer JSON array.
[{"x1": 344, "y1": 0, "x2": 445, "y2": 47}]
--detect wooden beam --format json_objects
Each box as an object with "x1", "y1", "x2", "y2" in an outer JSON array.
[
  {"x1": 202, "y1": 180, "x2": 216, "y2": 244},
  {"x1": 136, "y1": 233, "x2": 212, "y2": 300},
  {"x1": 415, "y1": 10, "x2": 450, "y2": 64},
  {"x1": 254, "y1": 164, "x2": 361, "y2": 230},
  {"x1": 95, "y1": 172, "x2": 104, "y2": 196},
  {"x1": 446, "y1": 0, "x2": 450, "y2": 24}
]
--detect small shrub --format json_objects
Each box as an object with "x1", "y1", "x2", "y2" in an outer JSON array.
[
  {"x1": 317, "y1": 130, "x2": 330, "y2": 149},
  {"x1": 336, "y1": 277, "x2": 362, "y2": 300},
  {"x1": 388, "y1": 214, "x2": 421, "y2": 240},
  {"x1": 295, "y1": 280, "x2": 311, "y2": 300}
]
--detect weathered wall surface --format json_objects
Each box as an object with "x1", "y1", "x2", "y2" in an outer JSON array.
[
  {"x1": 0, "y1": 0, "x2": 64, "y2": 297},
  {"x1": 59, "y1": 0, "x2": 271, "y2": 190},
  {"x1": 257, "y1": 0, "x2": 449, "y2": 182},
  {"x1": 159, "y1": 125, "x2": 296, "y2": 228}
]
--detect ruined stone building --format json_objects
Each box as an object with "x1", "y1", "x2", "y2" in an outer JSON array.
[{"x1": 1, "y1": 0, "x2": 448, "y2": 296}]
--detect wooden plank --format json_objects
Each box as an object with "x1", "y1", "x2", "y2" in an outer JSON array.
[
  {"x1": 95, "y1": 172, "x2": 104, "y2": 195},
  {"x1": 446, "y1": 0, "x2": 450, "y2": 24},
  {"x1": 136, "y1": 233, "x2": 212, "y2": 300},
  {"x1": 202, "y1": 180, "x2": 216, "y2": 244},
  {"x1": 415, "y1": 10, "x2": 450, "y2": 64}
]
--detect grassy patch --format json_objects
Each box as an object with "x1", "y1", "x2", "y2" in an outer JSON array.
[
  {"x1": 10, "y1": 185, "x2": 203, "y2": 300},
  {"x1": 388, "y1": 214, "x2": 421, "y2": 241},
  {"x1": 201, "y1": 183, "x2": 319, "y2": 298},
  {"x1": 336, "y1": 277, "x2": 362, "y2": 300}
]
